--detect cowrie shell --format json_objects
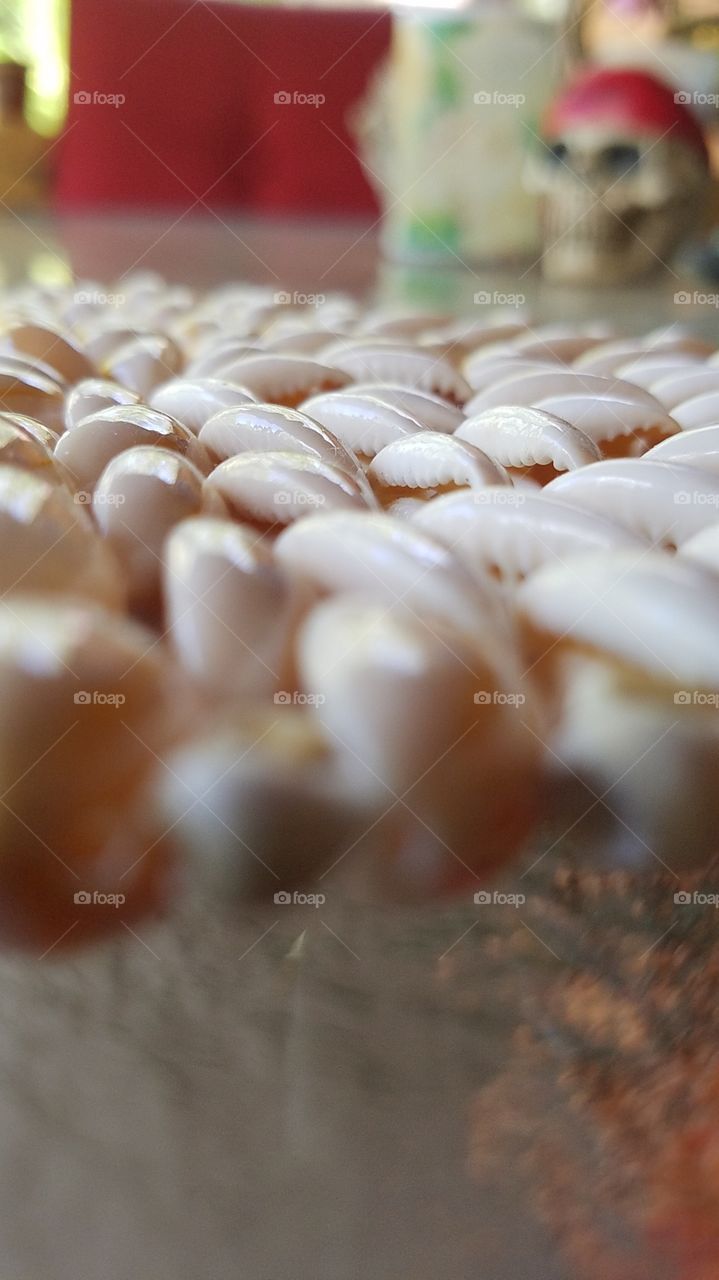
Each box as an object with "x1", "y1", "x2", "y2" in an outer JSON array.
[
  {"x1": 65, "y1": 377, "x2": 140, "y2": 430},
  {"x1": 615, "y1": 354, "x2": 703, "y2": 391},
  {"x1": 318, "y1": 341, "x2": 471, "y2": 403},
  {"x1": 185, "y1": 340, "x2": 264, "y2": 379},
  {"x1": 651, "y1": 367, "x2": 719, "y2": 410},
  {"x1": 94, "y1": 446, "x2": 224, "y2": 620},
  {"x1": 672, "y1": 390, "x2": 719, "y2": 431},
  {"x1": 164, "y1": 516, "x2": 297, "y2": 699},
  {"x1": 0, "y1": 595, "x2": 183, "y2": 946},
  {"x1": 0, "y1": 363, "x2": 65, "y2": 432},
  {"x1": 0, "y1": 322, "x2": 95, "y2": 383},
  {"x1": 546, "y1": 459, "x2": 719, "y2": 546},
  {"x1": 55, "y1": 404, "x2": 211, "y2": 492},
  {"x1": 300, "y1": 392, "x2": 426, "y2": 459},
  {"x1": 204, "y1": 355, "x2": 350, "y2": 407},
  {"x1": 519, "y1": 550, "x2": 719, "y2": 686},
  {"x1": 413, "y1": 487, "x2": 647, "y2": 581},
  {"x1": 297, "y1": 594, "x2": 541, "y2": 893},
  {"x1": 274, "y1": 510, "x2": 511, "y2": 655},
  {"x1": 456, "y1": 405, "x2": 600, "y2": 475},
  {"x1": 199, "y1": 403, "x2": 364, "y2": 483},
  {"x1": 103, "y1": 333, "x2": 183, "y2": 397},
  {"x1": 644, "y1": 424, "x2": 719, "y2": 475},
  {"x1": 464, "y1": 357, "x2": 558, "y2": 397},
  {"x1": 206, "y1": 450, "x2": 368, "y2": 528},
  {"x1": 344, "y1": 383, "x2": 463, "y2": 433},
  {"x1": 149, "y1": 377, "x2": 257, "y2": 434},
  {"x1": 0, "y1": 466, "x2": 124, "y2": 608},
  {"x1": 575, "y1": 336, "x2": 709, "y2": 376},
  {"x1": 368, "y1": 432, "x2": 509, "y2": 497}
]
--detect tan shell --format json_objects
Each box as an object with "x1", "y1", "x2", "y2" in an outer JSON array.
[
  {"x1": 201, "y1": 355, "x2": 350, "y2": 407},
  {"x1": 615, "y1": 354, "x2": 702, "y2": 390},
  {"x1": 644, "y1": 424, "x2": 719, "y2": 474},
  {"x1": 274, "y1": 510, "x2": 511, "y2": 654},
  {"x1": 93, "y1": 446, "x2": 224, "y2": 619},
  {"x1": 0, "y1": 322, "x2": 95, "y2": 383},
  {"x1": 467, "y1": 368, "x2": 668, "y2": 417},
  {"x1": 0, "y1": 363, "x2": 65, "y2": 432},
  {"x1": 679, "y1": 523, "x2": 719, "y2": 576},
  {"x1": 149, "y1": 377, "x2": 257, "y2": 433},
  {"x1": 344, "y1": 383, "x2": 463, "y2": 433},
  {"x1": 199, "y1": 403, "x2": 364, "y2": 481},
  {"x1": 546, "y1": 459, "x2": 719, "y2": 546},
  {"x1": 318, "y1": 341, "x2": 472, "y2": 403},
  {"x1": 65, "y1": 377, "x2": 140, "y2": 430},
  {"x1": 185, "y1": 341, "x2": 263, "y2": 379},
  {"x1": 102, "y1": 333, "x2": 183, "y2": 397},
  {"x1": 0, "y1": 418, "x2": 65, "y2": 484},
  {"x1": 206, "y1": 450, "x2": 368, "y2": 527},
  {"x1": 463, "y1": 357, "x2": 557, "y2": 398},
  {"x1": 672, "y1": 390, "x2": 719, "y2": 431},
  {"x1": 164, "y1": 516, "x2": 298, "y2": 699},
  {"x1": 651, "y1": 367, "x2": 719, "y2": 410},
  {"x1": 574, "y1": 335, "x2": 708, "y2": 376},
  {"x1": 297, "y1": 594, "x2": 541, "y2": 894},
  {"x1": 0, "y1": 410, "x2": 59, "y2": 454},
  {"x1": 160, "y1": 710, "x2": 371, "y2": 900},
  {"x1": 0, "y1": 596, "x2": 183, "y2": 946},
  {"x1": 299, "y1": 392, "x2": 427, "y2": 459},
  {"x1": 456, "y1": 405, "x2": 600, "y2": 474},
  {"x1": 0, "y1": 466, "x2": 124, "y2": 608},
  {"x1": 368, "y1": 432, "x2": 509, "y2": 496},
  {"x1": 55, "y1": 404, "x2": 212, "y2": 493},
  {"x1": 519, "y1": 550, "x2": 719, "y2": 686},
  {"x1": 413, "y1": 487, "x2": 647, "y2": 581}
]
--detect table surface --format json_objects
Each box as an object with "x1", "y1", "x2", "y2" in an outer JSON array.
[{"x1": 0, "y1": 212, "x2": 717, "y2": 1280}]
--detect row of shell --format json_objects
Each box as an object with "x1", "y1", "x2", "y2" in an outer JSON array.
[{"x1": 0, "y1": 272, "x2": 717, "y2": 949}]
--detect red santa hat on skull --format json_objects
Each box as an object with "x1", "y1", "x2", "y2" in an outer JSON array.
[{"x1": 542, "y1": 67, "x2": 709, "y2": 165}]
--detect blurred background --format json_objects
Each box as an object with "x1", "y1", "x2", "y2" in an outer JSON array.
[{"x1": 0, "y1": 0, "x2": 717, "y2": 285}]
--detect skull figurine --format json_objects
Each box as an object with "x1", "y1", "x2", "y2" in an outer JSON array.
[{"x1": 527, "y1": 68, "x2": 710, "y2": 285}]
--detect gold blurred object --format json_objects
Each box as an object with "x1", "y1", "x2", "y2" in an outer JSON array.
[{"x1": 0, "y1": 61, "x2": 49, "y2": 209}]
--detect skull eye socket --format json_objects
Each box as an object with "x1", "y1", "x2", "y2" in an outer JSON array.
[
  {"x1": 548, "y1": 142, "x2": 568, "y2": 165},
  {"x1": 601, "y1": 143, "x2": 641, "y2": 174}
]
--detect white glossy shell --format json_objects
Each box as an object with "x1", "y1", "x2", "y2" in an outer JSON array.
[
  {"x1": 519, "y1": 550, "x2": 719, "y2": 686},
  {"x1": 300, "y1": 392, "x2": 427, "y2": 458},
  {"x1": 206, "y1": 451, "x2": 368, "y2": 526},
  {"x1": 319, "y1": 341, "x2": 471, "y2": 402},
  {"x1": 456, "y1": 405, "x2": 600, "y2": 473},
  {"x1": 149, "y1": 377, "x2": 256, "y2": 433},
  {"x1": 413, "y1": 488, "x2": 647, "y2": 580},
  {"x1": 546, "y1": 459, "x2": 719, "y2": 546},
  {"x1": 369, "y1": 432, "x2": 508, "y2": 492}
]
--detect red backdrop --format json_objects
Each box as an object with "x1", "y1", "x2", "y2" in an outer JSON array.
[{"x1": 56, "y1": 0, "x2": 390, "y2": 214}]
